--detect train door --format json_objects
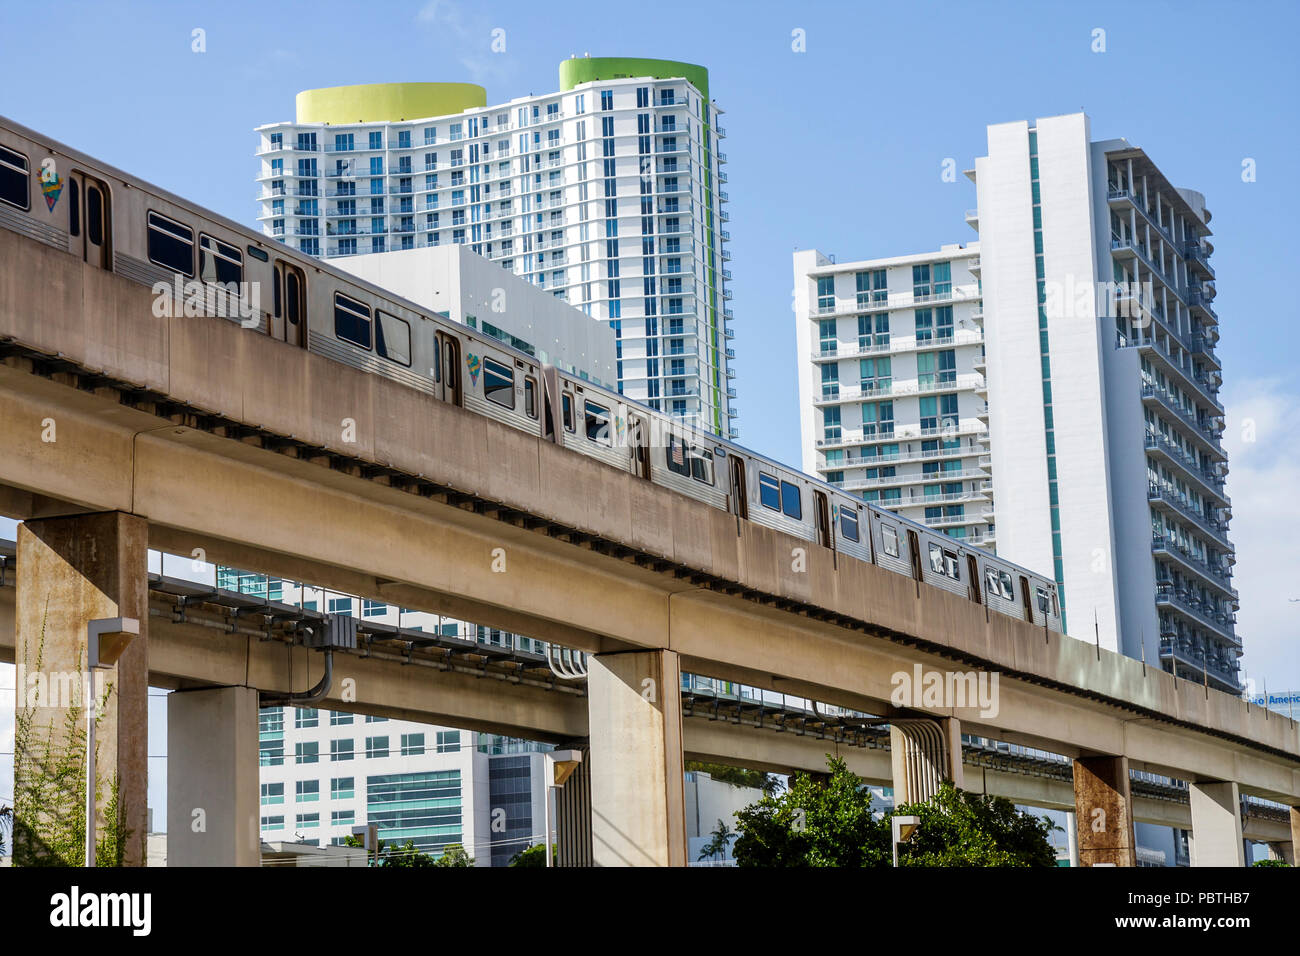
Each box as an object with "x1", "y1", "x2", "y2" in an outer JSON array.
[
  {"x1": 813, "y1": 490, "x2": 832, "y2": 549},
  {"x1": 906, "y1": 530, "x2": 923, "y2": 582},
  {"x1": 1018, "y1": 575, "x2": 1033, "y2": 622},
  {"x1": 729, "y1": 455, "x2": 748, "y2": 520},
  {"x1": 629, "y1": 413, "x2": 651, "y2": 479},
  {"x1": 967, "y1": 555, "x2": 983, "y2": 604},
  {"x1": 273, "y1": 260, "x2": 307, "y2": 346},
  {"x1": 437, "y1": 331, "x2": 462, "y2": 407},
  {"x1": 66, "y1": 171, "x2": 110, "y2": 269},
  {"x1": 541, "y1": 367, "x2": 559, "y2": 442}
]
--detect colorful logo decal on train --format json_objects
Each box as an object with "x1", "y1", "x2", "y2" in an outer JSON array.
[
  {"x1": 466, "y1": 352, "x2": 481, "y2": 386},
  {"x1": 614, "y1": 414, "x2": 625, "y2": 444},
  {"x1": 40, "y1": 160, "x2": 63, "y2": 211}
]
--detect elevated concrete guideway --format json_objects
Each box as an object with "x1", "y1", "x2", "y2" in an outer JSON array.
[
  {"x1": 2, "y1": 225, "x2": 1298, "y2": 864},
  {"x1": 0, "y1": 570, "x2": 1291, "y2": 847}
]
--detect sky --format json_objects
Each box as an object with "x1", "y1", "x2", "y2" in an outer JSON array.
[{"x1": 1, "y1": 0, "x2": 1298, "y2": 818}]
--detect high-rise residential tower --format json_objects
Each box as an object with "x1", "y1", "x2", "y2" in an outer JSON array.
[
  {"x1": 971, "y1": 112, "x2": 1238, "y2": 692},
  {"x1": 794, "y1": 245, "x2": 992, "y2": 545},
  {"x1": 255, "y1": 57, "x2": 736, "y2": 437}
]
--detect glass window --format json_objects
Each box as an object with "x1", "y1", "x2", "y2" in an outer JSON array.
[
  {"x1": 585, "y1": 400, "x2": 611, "y2": 444},
  {"x1": 524, "y1": 376, "x2": 537, "y2": 419},
  {"x1": 839, "y1": 507, "x2": 860, "y2": 543},
  {"x1": 333, "y1": 293, "x2": 372, "y2": 349},
  {"x1": 780, "y1": 481, "x2": 802, "y2": 520},
  {"x1": 691, "y1": 446, "x2": 714, "y2": 485},
  {"x1": 929, "y1": 543, "x2": 945, "y2": 574},
  {"x1": 199, "y1": 234, "x2": 243, "y2": 285},
  {"x1": 147, "y1": 211, "x2": 195, "y2": 276},
  {"x1": 882, "y1": 524, "x2": 900, "y2": 557},
  {"x1": 759, "y1": 473, "x2": 781, "y2": 511},
  {"x1": 401, "y1": 733, "x2": 425, "y2": 756},
  {"x1": 375, "y1": 312, "x2": 411, "y2": 366},
  {"x1": 0, "y1": 145, "x2": 30, "y2": 210},
  {"x1": 562, "y1": 393, "x2": 575, "y2": 431},
  {"x1": 483, "y1": 357, "x2": 514, "y2": 408},
  {"x1": 331, "y1": 777, "x2": 355, "y2": 800}
]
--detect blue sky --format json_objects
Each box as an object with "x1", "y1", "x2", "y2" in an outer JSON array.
[{"x1": 1, "y1": 0, "x2": 1298, "y2": 810}]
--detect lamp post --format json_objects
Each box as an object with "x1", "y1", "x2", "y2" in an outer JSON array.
[
  {"x1": 543, "y1": 750, "x2": 583, "y2": 868},
  {"x1": 891, "y1": 814, "x2": 921, "y2": 868},
  {"x1": 84, "y1": 617, "x2": 140, "y2": 868}
]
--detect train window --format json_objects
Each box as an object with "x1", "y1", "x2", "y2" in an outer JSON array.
[
  {"x1": 147, "y1": 211, "x2": 195, "y2": 277},
  {"x1": 839, "y1": 508, "x2": 860, "y2": 543},
  {"x1": 944, "y1": 550, "x2": 960, "y2": 579},
  {"x1": 562, "y1": 393, "x2": 575, "y2": 432},
  {"x1": 1036, "y1": 586, "x2": 1050, "y2": 613},
  {"x1": 780, "y1": 481, "x2": 802, "y2": 520},
  {"x1": 483, "y1": 357, "x2": 515, "y2": 408},
  {"x1": 929, "y1": 544, "x2": 945, "y2": 575},
  {"x1": 585, "y1": 401, "x2": 611, "y2": 444},
  {"x1": 375, "y1": 312, "x2": 412, "y2": 367},
  {"x1": 199, "y1": 234, "x2": 243, "y2": 285},
  {"x1": 691, "y1": 446, "x2": 714, "y2": 485},
  {"x1": 333, "y1": 292, "x2": 372, "y2": 349},
  {"x1": 524, "y1": 377, "x2": 537, "y2": 419},
  {"x1": 246, "y1": 245, "x2": 269, "y2": 262},
  {"x1": 0, "y1": 145, "x2": 29, "y2": 210},
  {"x1": 985, "y1": 568, "x2": 1014, "y2": 601},
  {"x1": 759, "y1": 473, "x2": 781, "y2": 511},
  {"x1": 68, "y1": 178, "x2": 80, "y2": 236},
  {"x1": 86, "y1": 185, "x2": 104, "y2": 246},
  {"x1": 667, "y1": 433, "x2": 690, "y2": 476},
  {"x1": 881, "y1": 524, "x2": 899, "y2": 557}
]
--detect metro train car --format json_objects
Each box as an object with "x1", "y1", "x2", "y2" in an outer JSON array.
[{"x1": 0, "y1": 115, "x2": 1063, "y2": 634}]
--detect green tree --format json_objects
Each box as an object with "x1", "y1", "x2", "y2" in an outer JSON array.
[
  {"x1": 509, "y1": 842, "x2": 556, "y2": 867},
  {"x1": 732, "y1": 755, "x2": 888, "y2": 867},
  {"x1": 432, "y1": 843, "x2": 474, "y2": 867},
  {"x1": 1252, "y1": 858, "x2": 1291, "y2": 867},
  {"x1": 891, "y1": 781, "x2": 1059, "y2": 867},
  {"x1": 732, "y1": 755, "x2": 1059, "y2": 868},
  {"x1": 698, "y1": 819, "x2": 734, "y2": 862}
]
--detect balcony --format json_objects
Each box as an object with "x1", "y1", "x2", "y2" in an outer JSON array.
[
  {"x1": 1183, "y1": 241, "x2": 1216, "y2": 280},
  {"x1": 1140, "y1": 383, "x2": 1225, "y2": 457},
  {"x1": 1151, "y1": 533, "x2": 1236, "y2": 600},
  {"x1": 811, "y1": 331, "x2": 983, "y2": 362},
  {"x1": 1156, "y1": 582, "x2": 1238, "y2": 644},
  {"x1": 1147, "y1": 482, "x2": 1231, "y2": 546},
  {"x1": 1158, "y1": 640, "x2": 1240, "y2": 692},
  {"x1": 835, "y1": 444, "x2": 986, "y2": 469},
  {"x1": 964, "y1": 208, "x2": 978, "y2": 229},
  {"x1": 1143, "y1": 431, "x2": 1229, "y2": 505},
  {"x1": 1187, "y1": 287, "x2": 1218, "y2": 322}
]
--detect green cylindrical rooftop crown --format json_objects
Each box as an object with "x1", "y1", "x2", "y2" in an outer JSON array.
[
  {"x1": 295, "y1": 82, "x2": 487, "y2": 124},
  {"x1": 558, "y1": 57, "x2": 709, "y2": 101}
]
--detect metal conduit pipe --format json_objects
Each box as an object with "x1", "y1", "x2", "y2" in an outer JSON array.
[{"x1": 260, "y1": 626, "x2": 333, "y2": 708}]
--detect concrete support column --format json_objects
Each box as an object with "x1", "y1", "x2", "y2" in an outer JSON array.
[
  {"x1": 1072, "y1": 755, "x2": 1137, "y2": 866},
  {"x1": 167, "y1": 686, "x2": 261, "y2": 866},
  {"x1": 889, "y1": 717, "x2": 963, "y2": 805},
  {"x1": 587, "y1": 649, "x2": 686, "y2": 867},
  {"x1": 1188, "y1": 781, "x2": 1246, "y2": 867},
  {"x1": 555, "y1": 742, "x2": 592, "y2": 867},
  {"x1": 13, "y1": 512, "x2": 148, "y2": 866}
]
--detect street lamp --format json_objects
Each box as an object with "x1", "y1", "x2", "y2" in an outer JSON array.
[
  {"x1": 891, "y1": 814, "x2": 921, "y2": 868},
  {"x1": 84, "y1": 617, "x2": 140, "y2": 867},
  {"x1": 543, "y1": 750, "x2": 583, "y2": 868}
]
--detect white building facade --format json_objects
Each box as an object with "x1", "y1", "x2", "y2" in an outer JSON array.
[
  {"x1": 972, "y1": 112, "x2": 1238, "y2": 692},
  {"x1": 255, "y1": 58, "x2": 736, "y2": 438},
  {"x1": 794, "y1": 245, "x2": 993, "y2": 544}
]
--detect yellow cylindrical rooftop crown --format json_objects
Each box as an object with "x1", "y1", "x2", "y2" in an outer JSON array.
[{"x1": 295, "y1": 83, "x2": 487, "y2": 124}]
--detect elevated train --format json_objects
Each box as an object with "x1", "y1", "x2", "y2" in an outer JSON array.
[{"x1": 0, "y1": 116, "x2": 1062, "y2": 632}]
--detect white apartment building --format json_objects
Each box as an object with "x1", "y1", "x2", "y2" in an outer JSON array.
[
  {"x1": 255, "y1": 57, "x2": 736, "y2": 438},
  {"x1": 336, "y1": 242, "x2": 617, "y2": 389},
  {"x1": 971, "y1": 112, "x2": 1238, "y2": 692},
  {"x1": 794, "y1": 245, "x2": 993, "y2": 544}
]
